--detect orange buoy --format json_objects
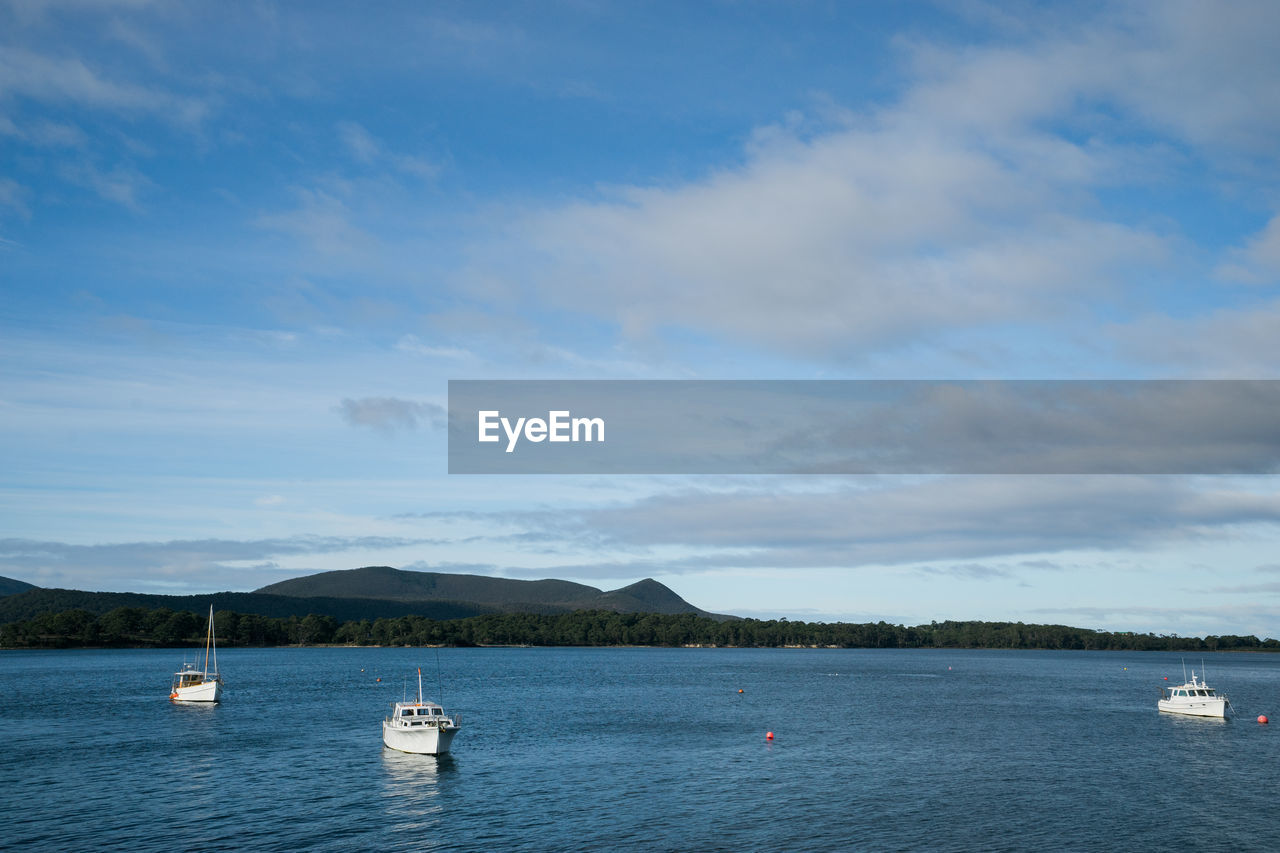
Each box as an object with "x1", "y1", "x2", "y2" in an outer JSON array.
[
  {"x1": 765, "y1": 731, "x2": 774, "y2": 741},
  {"x1": 1259, "y1": 715, "x2": 1269, "y2": 724},
  {"x1": 376, "y1": 677, "x2": 381, "y2": 682},
  {"x1": 738, "y1": 689, "x2": 744, "y2": 693}
]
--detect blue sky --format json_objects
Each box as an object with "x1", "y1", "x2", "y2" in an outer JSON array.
[{"x1": 4, "y1": 0, "x2": 1280, "y2": 636}]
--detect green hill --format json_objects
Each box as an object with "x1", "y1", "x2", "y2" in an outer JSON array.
[
  {"x1": 255, "y1": 566, "x2": 713, "y2": 616},
  {"x1": 0, "y1": 587, "x2": 494, "y2": 625},
  {"x1": 593, "y1": 578, "x2": 705, "y2": 614},
  {"x1": 0, "y1": 567, "x2": 720, "y2": 624},
  {"x1": 0, "y1": 576, "x2": 37, "y2": 597}
]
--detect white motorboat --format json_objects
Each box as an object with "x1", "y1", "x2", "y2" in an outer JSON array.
[
  {"x1": 170, "y1": 605, "x2": 223, "y2": 703},
  {"x1": 1158, "y1": 669, "x2": 1228, "y2": 718},
  {"x1": 382, "y1": 668, "x2": 461, "y2": 755}
]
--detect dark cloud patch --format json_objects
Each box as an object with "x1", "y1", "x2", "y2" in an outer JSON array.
[
  {"x1": 459, "y1": 476, "x2": 1280, "y2": 578},
  {"x1": 561, "y1": 477, "x2": 1280, "y2": 564},
  {"x1": 338, "y1": 397, "x2": 445, "y2": 432},
  {"x1": 0, "y1": 535, "x2": 442, "y2": 591}
]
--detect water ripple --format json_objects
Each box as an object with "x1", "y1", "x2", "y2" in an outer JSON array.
[{"x1": 4, "y1": 647, "x2": 1280, "y2": 850}]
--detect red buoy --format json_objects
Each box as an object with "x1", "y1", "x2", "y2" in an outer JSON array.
[
  {"x1": 1259, "y1": 715, "x2": 1269, "y2": 724},
  {"x1": 765, "y1": 731, "x2": 774, "y2": 741}
]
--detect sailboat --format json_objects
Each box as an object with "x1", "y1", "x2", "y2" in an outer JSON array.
[{"x1": 170, "y1": 605, "x2": 224, "y2": 703}]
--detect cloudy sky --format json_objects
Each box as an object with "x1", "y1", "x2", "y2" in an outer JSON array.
[{"x1": 4, "y1": 0, "x2": 1280, "y2": 636}]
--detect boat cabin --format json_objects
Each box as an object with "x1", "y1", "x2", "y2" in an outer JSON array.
[
  {"x1": 1167, "y1": 686, "x2": 1216, "y2": 698},
  {"x1": 172, "y1": 666, "x2": 216, "y2": 688},
  {"x1": 394, "y1": 704, "x2": 449, "y2": 726}
]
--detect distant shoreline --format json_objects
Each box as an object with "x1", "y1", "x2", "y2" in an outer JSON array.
[
  {"x1": 3, "y1": 604, "x2": 1275, "y2": 653},
  {"x1": 5, "y1": 642, "x2": 1279, "y2": 653}
]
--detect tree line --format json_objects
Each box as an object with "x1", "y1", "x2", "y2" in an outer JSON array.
[{"x1": 2, "y1": 605, "x2": 1277, "y2": 651}]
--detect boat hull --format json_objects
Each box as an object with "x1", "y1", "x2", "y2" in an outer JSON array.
[
  {"x1": 1158, "y1": 698, "x2": 1225, "y2": 717},
  {"x1": 171, "y1": 680, "x2": 223, "y2": 703},
  {"x1": 382, "y1": 721, "x2": 458, "y2": 755}
]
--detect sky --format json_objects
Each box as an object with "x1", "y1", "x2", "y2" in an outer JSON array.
[{"x1": 4, "y1": 0, "x2": 1280, "y2": 637}]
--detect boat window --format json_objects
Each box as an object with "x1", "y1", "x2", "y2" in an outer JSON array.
[
  {"x1": 417, "y1": 708, "x2": 432, "y2": 716},
  {"x1": 401, "y1": 709, "x2": 413, "y2": 717}
]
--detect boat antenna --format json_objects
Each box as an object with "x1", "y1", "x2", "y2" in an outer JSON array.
[
  {"x1": 1181, "y1": 658, "x2": 1188, "y2": 684},
  {"x1": 417, "y1": 667, "x2": 424, "y2": 705}
]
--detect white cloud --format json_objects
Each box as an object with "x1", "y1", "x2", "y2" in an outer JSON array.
[
  {"x1": 0, "y1": 176, "x2": 29, "y2": 217},
  {"x1": 57, "y1": 160, "x2": 151, "y2": 209},
  {"x1": 0, "y1": 114, "x2": 86, "y2": 147},
  {"x1": 437, "y1": 1, "x2": 1280, "y2": 364},
  {"x1": 1112, "y1": 298, "x2": 1280, "y2": 376},
  {"x1": 395, "y1": 334, "x2": 472, "y2": 360},
  {"x1": 1216, "y1": 214, "x2": 1280, "y2": 285},
  {"x1": 338, "y1": 120, "x2": 380, "y2": 164},
  {"x1": 254, "y1": 188, "x2": 379, "y2": 261},
  {"x1": 906, "y1": 0, "x2": 1280, "y2": 157},
  {"x1": 337, "y1": 120, "x2": 439, "y2": 180},
  {"x1": 0, "y1": 45, "x2": 207, "y2": 124},
  {"x1": 512, "y1": 119, "x2": 1166, "y2": 359}
]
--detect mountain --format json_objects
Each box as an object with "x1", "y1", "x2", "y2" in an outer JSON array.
[
  {"x1": 254, "y1": 566, "x2": 714, "y2": 617},
  {"x1": 0, "y1": 576, "x2": 37, "y2": 597},
  {"x1": 0, "y1": 567, "x2": 723, "y2": 625},
  {"x1": 0, "y1": 588, "x2": 493, "y2": 625},
  {"x1": 593, "y1": 578, "x2": 703, "y2": 614}
]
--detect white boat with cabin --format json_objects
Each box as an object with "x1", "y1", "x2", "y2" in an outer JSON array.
[
  {"x1": 382, "y1": 668, "x2": 461, "y2": 755},
  {"x1": 170, "y1": 605, "x2": 223, "y2": 703},
  {"x1": 1158, "y1": 669, "x2": 1227, "y2": 718}
]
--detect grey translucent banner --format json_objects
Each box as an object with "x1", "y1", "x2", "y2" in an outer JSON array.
[{"x1": 448, "y1": 380, "x2": 1280, "y2": 474}]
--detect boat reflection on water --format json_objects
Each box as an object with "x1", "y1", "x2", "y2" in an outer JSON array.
[
  {"x1": 1161, "y1": 711, "x2": 1229, "y2": 726},
  {"x1": 379, "y1": 749, "x2": 457, "y2": 832},
  {"x1": 381, "y1": 748, "x2": 457, "y2": 782},
  {"x1": 169, "y1": 699, "x2": 220, "y2": 714}
]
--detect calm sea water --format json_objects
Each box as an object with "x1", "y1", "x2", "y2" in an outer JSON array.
[{"x1": 3, "y1": 647, "x2": 1279, "y2": 851}]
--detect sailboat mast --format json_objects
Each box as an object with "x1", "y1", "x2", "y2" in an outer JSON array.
[
  {"x1": 203, "y1": 605, "x2": 213, "y2": 677},
  {"x1": 211, "y1": 606, "x2": 218, "y2": 675}
]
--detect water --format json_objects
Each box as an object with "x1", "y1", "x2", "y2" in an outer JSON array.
[{"x1": 3, "y1": 647, "x2": 1279, "y2": 851}]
